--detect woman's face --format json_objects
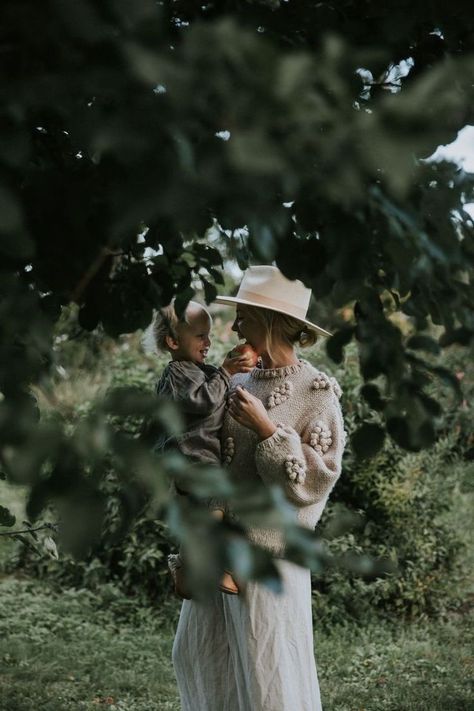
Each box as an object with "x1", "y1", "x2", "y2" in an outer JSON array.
[{"x1": 231, "y1": 306, "x2": 265, "y2": 353}]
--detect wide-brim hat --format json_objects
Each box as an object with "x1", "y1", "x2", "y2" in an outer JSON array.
[{"x1": 215, "y1": 265, "x2": 332, "y2": 338}]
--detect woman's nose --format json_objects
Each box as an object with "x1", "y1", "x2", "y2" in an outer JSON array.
[{"x1": 231, "y1": 319, "x2": 238, "y2": 333}]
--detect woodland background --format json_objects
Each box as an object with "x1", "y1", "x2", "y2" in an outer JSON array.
[{"x1": 1, "y1": 0, "x2": 474, "y2": 708}]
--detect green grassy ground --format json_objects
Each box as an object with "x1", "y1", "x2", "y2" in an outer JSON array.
[
  {"x1": 1, "y1": 482, "x2": 473, "y2": 711},
  {"x1": 0, "y1": 576, "x2": 472, "y2": 711}
]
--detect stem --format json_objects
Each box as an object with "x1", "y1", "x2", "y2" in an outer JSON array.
[
  {"x1": 0, "y1": 523, "x2": 57, "y2": 537},
  {"x1": 70, "y1": 246, "x2": 117, "y2": 303}
]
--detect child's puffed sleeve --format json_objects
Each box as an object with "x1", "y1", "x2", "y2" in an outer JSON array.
[
  {"x1": 254, "y1": 387, "x2": 344, "y2": 508},
  {"x1": 162, "y1": 361, "x2": 230, "y2": 415}
]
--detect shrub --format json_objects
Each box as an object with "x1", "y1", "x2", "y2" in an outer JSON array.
[
  {"x1": 306, "y1": 341, "x2": 472, "y2": 624},
  {"x1": 8, "y1": 320, "x2": 473, "y2": 624}
]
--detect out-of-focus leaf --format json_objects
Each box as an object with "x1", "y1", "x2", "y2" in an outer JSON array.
[
  {"x1": 351, "y1": 423, "x2": 385, "y2": 459},
  {"x1": 174, "y1": 286, "x2": 195, "y2": 319},
  {"x1": 439, "y1": 328, "x2": 473, "y2": 347},
  {"x1": 169, "y1": 462, "x2": 234, "y2": 500},
  {"x1": 22, "y1": 520, "x2": 39, "y2": 541},
  {"x1": 360, "y1": 383, "x2": 386, "y2": 411},
  {"x1": 0, "y1": 505, "x2": 16, "y2": 527},
  {"x1": 202, "y1": 277, "x2": 217, "y2": 304},
  {"x1": 43, "y1": 535, "x2": 59, "y2": 559},
  {"x1": 326, "y1": 327, "x2": 354, "y2": 364},
  {"x1": 407, "y1": 335, "x2": 440, "y2": 354}
]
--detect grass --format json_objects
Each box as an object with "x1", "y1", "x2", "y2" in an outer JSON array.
[
  {"x1": 0, "y1": 579, "x2": 179, "y2": 711},
  {"x1": 1, "y1": 403, "x2": 474, "y2": 710},
  {"x1": 0, "y1": 576, "x2": 473, "y2": 711}
]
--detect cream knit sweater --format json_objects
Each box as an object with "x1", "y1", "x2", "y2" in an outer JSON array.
[{"x1": 221, "y1": 359, "x2": 345, "y2": 556}]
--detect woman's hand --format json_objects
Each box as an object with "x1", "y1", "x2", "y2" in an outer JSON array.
[{"x1": 227, "y1": 386, "x2": 277, "y2": 440}]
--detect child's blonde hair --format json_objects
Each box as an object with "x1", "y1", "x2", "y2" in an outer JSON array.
[
  {"x1": 243, "y1": 305, "x2": 318, "y2": 360},
  {"x1": 153, "y1": 302, "x2": 182, "y2": 353},
  {"x1": 152, "y1": 299, "x2": 210, "y2": 353}
]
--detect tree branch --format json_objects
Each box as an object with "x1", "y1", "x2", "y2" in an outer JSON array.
[{"x1": 0, "y1": 522, "x2": 57, "y2": 537}]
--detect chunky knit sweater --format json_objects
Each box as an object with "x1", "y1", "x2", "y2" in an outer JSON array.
[{"x1": 221, "y1": 359, "x2": 345, "y2": 556}]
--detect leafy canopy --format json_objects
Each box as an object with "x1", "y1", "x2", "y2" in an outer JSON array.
[{"x1": 0, "y1": 0, "x2": 473, "y2": 581}]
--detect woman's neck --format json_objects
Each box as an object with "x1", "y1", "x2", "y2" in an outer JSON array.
[{"x1": 260, "y1": 346, "x2": 299, "y2": 370}]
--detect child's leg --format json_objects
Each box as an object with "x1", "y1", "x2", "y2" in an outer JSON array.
[{"x1": 210, "y1": 508, "x2": 239, "y2": 595}]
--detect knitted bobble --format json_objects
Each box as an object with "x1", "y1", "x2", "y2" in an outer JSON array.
[
  {"x1": 267, "y1": 381, "x2": 293, "y2": 408},
  {"x1": 222, "y1": 436, "x2": 235, "y2": 465},
  {"x1": 312, "y1": 374, "x2": 330, "y2": 391},
  {"x1": 284, "y1": 455, "x2": 306, "y2": 484},
  {"x1": 330, "y1": 377, "x2": 343, "y2": 399},
  {"x1": 309, "y1": 422, "x2": 333, "y2": 455}
]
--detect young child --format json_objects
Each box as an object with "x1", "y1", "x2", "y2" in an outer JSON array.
[{"x1": 152, "y1": 299, "x2": 254, "y2": 599}]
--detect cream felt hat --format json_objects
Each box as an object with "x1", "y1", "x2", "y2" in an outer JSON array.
[{"x1": 215, "y1": 265, "x2": 332, "y2": 338}]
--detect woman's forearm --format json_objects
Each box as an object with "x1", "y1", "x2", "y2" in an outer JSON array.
[{"x1": 256, "y1": 420, "x2": 277, "y2": 441}]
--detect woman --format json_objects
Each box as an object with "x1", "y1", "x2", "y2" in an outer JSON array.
[{"x1": 172, "y1": 265, "x2": 345, "y2": 711}]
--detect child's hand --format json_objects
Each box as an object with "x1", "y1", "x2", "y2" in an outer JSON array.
[
  {"x1": 227, "y1": 386, "x2": 277, "y2": 440},
  {"x1": 222, "y1": 353, "x2": 255, "y2": 376}
]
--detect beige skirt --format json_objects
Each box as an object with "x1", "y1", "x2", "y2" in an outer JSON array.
[{"x1": 172, "y1": 560, "x2": 322, "y2": 711}]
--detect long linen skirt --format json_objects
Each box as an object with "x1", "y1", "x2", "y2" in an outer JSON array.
[{"x1": 172, "y1": 560, "x2": 322, "y2": 711}]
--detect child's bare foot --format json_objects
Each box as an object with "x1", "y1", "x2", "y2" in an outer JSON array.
[
  {"x1": 219, "y1": 570, "x2": 239, "y2": 595},
  {"x1": 210, "y1": 510, "x2": 240, "y2": 594}
]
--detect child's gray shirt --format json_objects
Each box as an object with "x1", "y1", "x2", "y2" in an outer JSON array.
[{"x1": 155, "y1": 360, "x2": 231, "y2": 465}]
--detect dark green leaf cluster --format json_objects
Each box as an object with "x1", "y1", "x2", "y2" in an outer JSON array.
[{"x1": 1, "y1": 0, "x2": 474, "y2": 575}]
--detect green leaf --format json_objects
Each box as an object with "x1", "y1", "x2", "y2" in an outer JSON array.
[
  {"x1": 360, "y1": 384, "x2": 386, "y2": 411},
  {"x1": 430, "y1": 366, "x2": 462, "y2": 399},
  {"x1": 417, "y1": 392, "x2": 442, "y2": 417},
  {"x1": 174, "y1": 286, "x2": 195, "y2": 319},
  {"x1": 439, "y1": 328, "x2": 473, "y2": 347},
  {"x1": 0, "y1": 505, "x2": 16, "y2": 527},
  {"x1": 192, "y1": 243, "x2": 223, "y2": 267},
  {"x1": 43, "y1": 536, "x2": 59, "y2": 559},
  {"x1": 389, "y1": 416, "x2": 437, "y2": 451},
  {"x1": 249, "y1": 225, "x2": 277, "y2": 262},
  {"x1": 202, "y1": 277, "x2": 217, "y2": 304},
  {"x1": 207, "y1": 267, "x2": 225, "y2": 285},
  {"x1": 407, "y1": 335, "x2": 440, "y2": 355},
  {"x1": 326, "y1": 327, "x2": 354, "y2": 364},
  {"x1": 22, "y1": 520, "x2": 39, "y2": 541},
  {"x1": 351, "y1": 423, "x2": 385, "y2": 459}
]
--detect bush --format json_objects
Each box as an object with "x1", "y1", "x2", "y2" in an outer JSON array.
[
  {"x1": 306, "y1": 340, "x2": 472, "y2": 624},
  {"x1": 313, "y1": 436, "x2": 463, "y2": 625},
  {"x1": 8, "y1": 316, "x2": 473, "y2": 624}
]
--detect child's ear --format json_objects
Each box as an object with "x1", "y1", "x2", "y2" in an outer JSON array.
[{"x1": 165, "y1": 334, "x2": 179, "y2": 351}]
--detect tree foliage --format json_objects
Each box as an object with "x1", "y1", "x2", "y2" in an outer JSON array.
[{"x1": 1, "y1": 0, "x2": 473, "y2": 580}]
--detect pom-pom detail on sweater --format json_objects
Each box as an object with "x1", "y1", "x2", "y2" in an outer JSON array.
[
  {"x1": 267, "y1": 381, "x2": 293, "y2": 408},
  {"x1": 284, "y1": 455, "x2": 306, "y2": 484},
  {"x1": 222, "y1": 436, "x2": 235, "y2": 465},
  {"x1": 311, "y1": 373, "x2": 330, "y2": 390},
  {"x1": 329, "y1": 377, "x2": 342, "y2": 399},
  {"x1": 309, "y1": 420, "x2": 333, "y2": 454}
]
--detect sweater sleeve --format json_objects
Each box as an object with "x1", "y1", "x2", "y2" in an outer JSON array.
[
  {"x1": 254, "y1": 392, "x2": 344, "y2": 508},
  {"x1": 162, "y1": 361, "x2": 231, "y2": 415}
]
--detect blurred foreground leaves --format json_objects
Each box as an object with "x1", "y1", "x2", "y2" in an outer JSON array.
[{"x1": 1, "y1": 0, "x2": 474, "y2": 583}]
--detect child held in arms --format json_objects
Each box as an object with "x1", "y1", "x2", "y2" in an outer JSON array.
[{"x1": 152, "y1": 299, "x2": 258, "y2": 598}]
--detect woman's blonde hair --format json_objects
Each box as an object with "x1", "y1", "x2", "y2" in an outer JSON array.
[{"x1": 243, "y1": 305, "x2": 318, "y2": 360}]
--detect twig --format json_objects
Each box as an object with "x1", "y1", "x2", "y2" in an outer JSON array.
[
  {"x1": 70, "y1": 246, "x2": 119, "y2": 303},
  {"x1": 0, "y1": 522, "x2": 57, "y2": 537}
]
